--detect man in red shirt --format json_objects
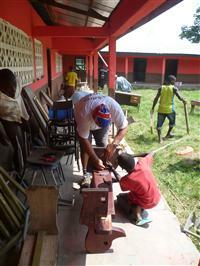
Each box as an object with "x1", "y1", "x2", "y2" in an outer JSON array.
[{"x1": 110, "y1": 152, "x2": 161, "y2": 226}]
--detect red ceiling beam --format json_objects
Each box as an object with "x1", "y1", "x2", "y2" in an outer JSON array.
[
  {"x1": 59, "y1": 51, "x2": 90, "y2": 55},
  {"x1": 51, "y1": 37, "x2": 94, "y2": 51},
  {"x1": 92, "y1": 38, "x2": 108, "y2": 52},
  {"x1": 32, "y1": 26, "x2": 109, "y2": 38}
]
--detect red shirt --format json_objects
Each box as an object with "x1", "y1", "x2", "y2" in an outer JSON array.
[{"x1": 119, "y1": 154, "x2": 160, "y2": 209}]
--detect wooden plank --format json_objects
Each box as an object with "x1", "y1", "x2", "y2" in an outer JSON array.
[
  {"x1": 40, "y1": 90, "x2": 54, "y2": 108},
  {"x1": 95, "y1": 214, "x2": 112, "y2": 234},
  {"x1": 115, "y1": 91, "x2": 141, "y2": 108},
  {"x1": 22, "y1": 87, "x2": 47, "y2": 136},
  {"x1": 0, "y1": 174, "x2": 24, "y2": 220},
  {"x1": 191, "y1": 100, "x2": 200, "y2": 106},
  {"x1": 32, "y1": 231, "x2": 46, "y2": 266},
  {"x1": 40, "y1": 235, "x2": 58, "y2": 266},
  {"x1": 34, "y1": 96, "x2": 49, "y2": 123},
  {"x1": 0, "y1": 193, "x2": 20, "y2": 231},
  {"x1": 26, "y1": 186, "x2": 58, "y2": 234},
  {"x1": 0, "y1": 219, "x2": 10, "y2": 239},
  {"x1": 0, "y1": 166, "x2": 26, "y2": 195},
  {"x1": 18, "y1": 235, "x2": 35, "y2": 266},
  {"x1": 18, "y1": 234, "x2": 58, "y2": 266},
  {"x1": 92, "y1": 170, "x2": 115, "y2": 216},
  {"x1": 0, "y1": 231, "x2": 22, "y2": 257}
]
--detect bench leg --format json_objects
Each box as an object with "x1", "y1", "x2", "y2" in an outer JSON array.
[{"x1": 190, "y1": 105, "x2": 195, "y2": 114}]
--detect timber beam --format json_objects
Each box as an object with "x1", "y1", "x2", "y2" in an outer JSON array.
[
  {"x1": 32, "y1": 26, "x2": 109, "y2": 38},
  {"x1": 51, "y1": 37, "x2": 95, "y2": 51}
]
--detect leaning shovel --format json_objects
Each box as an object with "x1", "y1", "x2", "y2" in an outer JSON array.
[{"x1": 183, "y1": 103, "x2": 189, "y2": 134}]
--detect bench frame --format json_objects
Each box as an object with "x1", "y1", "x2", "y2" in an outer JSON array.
[
  {"x1": 80, "y1": 169, "x2": 126, "y2": 253},
  {"x1": 190, "y1": 100, "x2": 200, "y2": 114}
]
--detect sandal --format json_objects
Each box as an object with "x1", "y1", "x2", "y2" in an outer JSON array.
[{"x1": 136, "y1": 217, "x2": 152, "y2": 226}]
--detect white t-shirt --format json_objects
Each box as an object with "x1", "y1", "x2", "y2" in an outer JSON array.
[
  {"x1": 71, "y1": 91, "x2": 91, "y2": 105},
  {"x1": 74, "y1": 93, "x2": 128, "y2": 139}
]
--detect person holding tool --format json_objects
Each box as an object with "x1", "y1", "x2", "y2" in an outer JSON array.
[
  {"x1": 151, "y1": 75, "x2": 187, "y2": 143},
  {"x1": 74, "y1": 93, "x2": 128, "y2": 176},
  {"x1": 107, "y1": 152, "x2": 161, "y2": 226}
]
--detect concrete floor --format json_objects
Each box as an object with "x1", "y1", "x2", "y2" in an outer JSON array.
[{"x1": 57, "y1": 157, "x2": 199, "y2": 266}]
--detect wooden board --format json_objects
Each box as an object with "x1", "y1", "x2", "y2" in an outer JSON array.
[
  {"x1": 19, "y1": 234, "x2": 58, "y2": 266},
  {"x1": 115, "y1": 91, "x2": 141, "y2": 109},
  {"x1": 92, "y1": 170, "x2": 115, "y2": 216},
  {"x1": 40, "y1": 235, "x2": 58, "y2": 266},
  {"x1": 18, "y1": 235, "x2": 35, "y2": 266},
  {"x1": 26, "y1": 186, "x2": 58, "y2": 234}
]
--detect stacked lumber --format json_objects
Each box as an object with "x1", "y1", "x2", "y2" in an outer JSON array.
[
  {"x1": 0, "y1": 167, "x2": 27, "y2": 258},
  {"x1": 18, "y1": 232, "x2": 58, "y2": 266}
]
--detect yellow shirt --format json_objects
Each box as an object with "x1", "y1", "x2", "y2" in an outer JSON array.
[
  {"x1": 65, "y1": 71, "x2": 78, "y2": 87},
  {"x1": 158, "y1": 85, "x2": 174, "y2": 114}
]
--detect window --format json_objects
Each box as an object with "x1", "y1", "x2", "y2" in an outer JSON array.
[
  {"x1": 75, "y1": 58, "x2": 85, "y2": 71},
  {"x1": 34, "y1": 39, "x2": 44, "y2": 79}
]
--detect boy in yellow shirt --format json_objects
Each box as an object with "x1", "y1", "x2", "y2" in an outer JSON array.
[
  {"x1": 65, "y1": 66, "x2": 78, "y2": 88},
  {"x1": 151, "y1": 75, "x2": 186, "y2": 143}
]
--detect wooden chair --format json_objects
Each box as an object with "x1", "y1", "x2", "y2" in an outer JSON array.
[
  {"x1": 17, "y1": 132, "x2": 73, "y2": 206},
  {"x1": 47, "y1": 100, "x2": 80, "y2": 171}
]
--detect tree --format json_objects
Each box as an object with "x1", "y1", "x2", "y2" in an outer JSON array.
[{"x1": 179, "y1": 7, "x2": 200, "y2": 43}]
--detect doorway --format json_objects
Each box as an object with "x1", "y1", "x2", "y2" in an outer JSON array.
[
  {"x1": 133, "y1": 58, "x2": 147, "y2": 82},
  {"x1": 75, "y1": 57, "x2": 86, "y2": 81},
  {"x1": 165, "y1": 59, "x2": 178, "y2": 80}
]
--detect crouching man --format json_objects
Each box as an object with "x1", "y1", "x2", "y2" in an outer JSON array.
[{"x1": 110, "y1": 152, "x2": 161, "y2": 226}]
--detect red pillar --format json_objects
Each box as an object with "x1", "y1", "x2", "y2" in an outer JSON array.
[
  {"x1": 125, "y1": 56, "x2": 128, "y2": 79},
  {"x1": 108, "y1": 37, "x2": 116, "y2": 97},
  {"x1": 89, "y1": 54, "x2": 93, "y2": 90},
  {"x1": 86, "y1": 55, "x2": 89, "y2": 83},
  {"x1": 93, "y1": 52, "x2": 98, "y2": 92},
  {"x1": 161, "y1": 57, "x2": 166, "y2": 84}
]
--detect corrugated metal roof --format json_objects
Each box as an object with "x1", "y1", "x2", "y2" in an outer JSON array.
[{"x1": 30, "y1": 0, "x2": 120, "y2": 26}]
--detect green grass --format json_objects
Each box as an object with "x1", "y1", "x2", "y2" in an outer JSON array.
[{"x1": 123, "y1": 88, "x2": 200, "y2": 249}]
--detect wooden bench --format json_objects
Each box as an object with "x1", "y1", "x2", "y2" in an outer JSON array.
[
  {"x1": 115, "y1": 91, "x2": 141, "y2": 110},
  {"x1": 190, "y1": 100, "x2": 200, "y2": 114},
  {"x1": 80, "y1": 169, "x2": 126, "y2": 253}
]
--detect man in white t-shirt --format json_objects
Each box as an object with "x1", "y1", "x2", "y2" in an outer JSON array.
[
  {"x1": 74, "y1": 93, "x2": 128, "y2": 173},
  {"x1": 71, "y1": 90, "x2": 91, "y2": 105},
  {"x1": 63, "y1": 84, "x2": 90, "y2": 104}
]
